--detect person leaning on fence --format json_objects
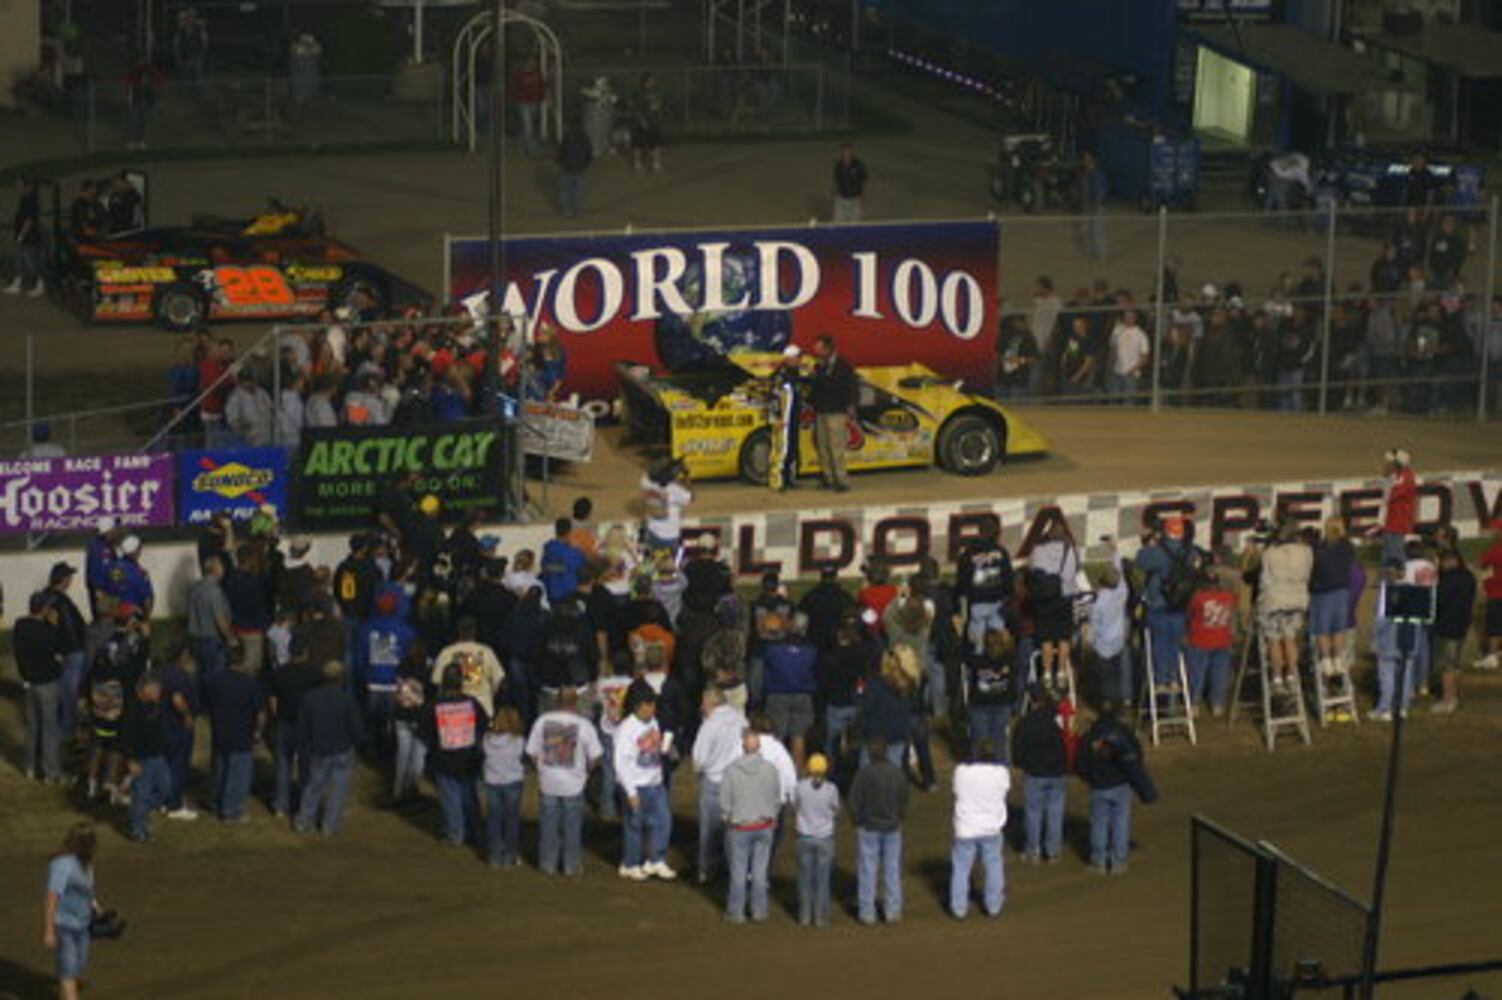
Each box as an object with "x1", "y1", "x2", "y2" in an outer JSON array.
[
  {"x1": 6, "y1": 177, "x2": 46, "y2": 296},
  {"x1": 831, "y1": 143, "x2": 868, "y2": 223}
]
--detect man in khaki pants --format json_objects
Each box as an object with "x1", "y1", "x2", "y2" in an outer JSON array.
[{"x1": 808, "y1": 334, "x2": 856, "y2": 492}]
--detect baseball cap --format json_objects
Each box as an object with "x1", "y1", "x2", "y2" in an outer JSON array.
[
  {"x1": 806, "y1": 754, "x2": 829, "y2": 775},
  {"x1": 782, "y1": 345, "x2": 802, "y2": 358},
  {"x1": 479, "y1": 534, "x2": 502, "y2": 553},
  {"x1": 49, "y1": 561, "x2": 77, "y2": 584},
  {"x1": 120, "y1": 535, "x2": 142, "y2": 556}
]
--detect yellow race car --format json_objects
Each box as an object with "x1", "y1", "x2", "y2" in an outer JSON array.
[{"x1": 616, "y1": 354, "x2": 1048, "y2": 484}]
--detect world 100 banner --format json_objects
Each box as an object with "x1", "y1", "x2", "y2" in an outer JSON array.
[{"x1": 444, "y1": 221, "x2": 1002, "y2": 401}]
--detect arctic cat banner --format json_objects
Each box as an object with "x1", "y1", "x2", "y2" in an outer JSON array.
[
  {"x1": 445, "y1": 221, "x2": 1001, "y2": 399},
  {"x1": 292, "y1": 425, "x2": 505, "y2": 529}
]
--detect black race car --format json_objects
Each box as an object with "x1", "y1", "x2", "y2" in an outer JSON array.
[{"x1": 51, "y1": 174, "x2": 429, "y2": 330}]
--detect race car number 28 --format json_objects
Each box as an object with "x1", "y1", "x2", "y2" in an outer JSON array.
[{"x1": 214, "y1": 265, "x2": 293, "y2": 306}]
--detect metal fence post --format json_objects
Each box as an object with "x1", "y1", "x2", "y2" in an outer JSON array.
[
  {"x1": 1479, "y1": 194, "x2": 1499, "y2": 422},
  {"x1": 271, "y1": 326, "x2": 282, "y2": 446},
  {"x1": 1150, "y1": 204, "x2": 1167, "y2": 412},
  {"x1": 87, "y1": 78, "x2": 96, "y2": 153},
  {"x1": 25, "y1": 333, "x2": 34, "y2": 447},
  {"x1": 1318, "y1": 200, "x2": 1337, "y2": 415}
]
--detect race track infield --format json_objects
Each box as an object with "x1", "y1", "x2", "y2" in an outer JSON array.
[{"x1": 0, "y1": 673, "x2": 1501, "y2": 999}]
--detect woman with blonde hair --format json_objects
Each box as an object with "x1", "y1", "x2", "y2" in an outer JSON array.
[{"x1": 1309, "y1": 517, "x2": 1357, "y2": 679}]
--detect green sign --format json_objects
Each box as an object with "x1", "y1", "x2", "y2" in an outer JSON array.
[{"x1": 293, "y1": 424, "x2": 505, "y2": 528}]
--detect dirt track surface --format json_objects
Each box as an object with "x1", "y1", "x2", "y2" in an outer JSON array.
[
  {"x1": 2, "y1": 676, "x2": 1502, "y2": 999},
  {"x1": 558, "y1": 407, "x2": 1502, "y2": 523}
]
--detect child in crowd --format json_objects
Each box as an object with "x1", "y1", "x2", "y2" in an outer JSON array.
[{"x1": 482, "y1": 708, "x2": 526, "y2": 867}]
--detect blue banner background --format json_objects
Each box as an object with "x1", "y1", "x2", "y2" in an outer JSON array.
[{"x1": 176, "y1": 447, "x2": 290, "y2": 525}]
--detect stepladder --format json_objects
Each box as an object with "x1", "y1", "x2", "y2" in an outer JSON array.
[
  {"x1": 1136, "y1": 628, "x2": 1196, "y2": 746},
  {"x1": 1019, "y1": 646, "x2": 1078, "y2": 714},
  {"x1": 1229, "y1": 623, "x2": 1312, "y2": 750},
  {"x1": 1307, "y1": 632, "x2": 1360, "y2": 726}
]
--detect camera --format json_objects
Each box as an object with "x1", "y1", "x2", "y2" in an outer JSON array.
[
  {"x1": 1380, "y1": 581, "x2": 1436, "y2": 625},
  {"x1": 1247, "y1": 518, "x2": 1275, "y2": 547}
]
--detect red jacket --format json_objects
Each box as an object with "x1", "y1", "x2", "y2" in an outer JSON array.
[
  {"x1": 1186, "y1": 588, "x2": 1235, "y2": 650},
  {"x1": 513, "y1": 67, "x2": 545, "y2": 104},
  {"x1": 1481, "y1": 541, "x2": 1502, "y2": 601},
  {"x1": 1383, "y1": 467, "x2": 1417, "y2": 534}
]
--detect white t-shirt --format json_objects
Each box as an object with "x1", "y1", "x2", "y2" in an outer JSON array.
[
  {"x1": 525, "y1": 709, "x2": 604, "y2": 798},
  {"x1": 953, "y1": 762, "x2": 1011, "y2": 840},
  {"x1": 595, "y1": 675, "x2": 633, "y2": 736},
  {"x1": 642, "y1": 476, "x2": 692, "y2": 541},
  {"x1": 1109, "y1": 322, "x2": 1151, "y2": 376},
  {"x1": 757, "y1": 734, "x2": 798, "y2": 804},
  {"x1": 482, "y1": 732, "x2": 526, "y2": 786},
  {"x1": 613, "y1": 713, "x2": 665, "y2": 797}
]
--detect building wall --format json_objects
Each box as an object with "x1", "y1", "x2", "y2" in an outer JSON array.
[
  {"x1": 887, "y1": 0, "x2": 1179, "y2": 116},
  {"x1": 0, "y1": 0, "x2": 41, "y2": 110}
]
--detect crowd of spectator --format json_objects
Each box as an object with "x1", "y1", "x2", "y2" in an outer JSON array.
[
  {"x1": 161, "y1": 312, "x2": 566, "y2": 450},
  {"x1": 997, "y1": 208, "x2": 1501, "y2": 416}
]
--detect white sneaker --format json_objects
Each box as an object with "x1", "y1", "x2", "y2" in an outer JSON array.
[
  {"x1": 644, "y1": 860, "x2": 678, "y2": 881},
  {"x1": 167, "y1": 807, "x2": 200, "y2": 821},
  {"x1": 1475, "y1": 654, "x2": 1499, "y2": 671},
  {"x1": 618, "y1": 864, "x2": 648, "y2": 882},
  {"x1": 2, "y1": 278, "x2": 21, "y2": 294}
]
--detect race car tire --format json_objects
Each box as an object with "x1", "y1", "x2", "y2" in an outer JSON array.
[
  {"x1": 738, "y1": 427, "x2": 773, "y2": 486},
  {"x1": 155, "y1": 282, "x2": 207, "y2": 331},
  {"x1": 938, "y1": 413, "x2": 1003, "y2": 476},
  {"x1": 331, "y1": 270, "x2": 388, "y2": 316}
]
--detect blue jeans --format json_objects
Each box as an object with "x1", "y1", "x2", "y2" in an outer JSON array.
[
  {"x1": 272, "y1": 720, "x2": 303, "y2": 815},
  {"x1": 559, "y1": 172, "x2": 586, "y2": 217},
  {"x1": 698, "y1": 778, "x2": 724, "y2": 877},
  {"x1": 518, "y1": 101, "x2": 541, "y2": 156},
  {"x1": 967, "y1": 704, "x2": 1011, "y2": 762},
  {"x1": 193, "y1": 635, "x2": 226, "y2": 702},
  {"x1": 485, "y1": 781, "x2": 524, "y2": 864},
  {"x1": 950, "y1": 834, "x2": 1005, "y2": 918},
  {"x1": 1276, "y1": 369, "x2": 1305, "y2": 412},
  {"x1": 726, "y1": 826, "x2": 774, "y2": 921},
  {"x1": 597, "y1": 732, "x2": 619, "y2": 820},
  {"x1": 1146, "y1": 609, "x2": 1186, "y2": 686},
  {"x1": 129, "y1": 755, "x2": 172, "y2": 839},
  {"x1": 435, "y1": 772, "x2": 482, "y2": 845},
  {"x1": 59, "y1": 649, "x2": 88, "y2": 737},
  {"x1": 365, "y1": 690, "x2": 395, "y2": 751},
  {"x1": 392, "y1": 719, "x2": 426, "y2": 799},
  {"x1": 623, "y1": 783, "x2": 672, "y2": 867},
  {"x1": 54, "y1": 923, "x2": 90, "y2": 981},
  {"x1": 1095, "y1": 649, "x2": 1133, "y2": 704},
  {"x1": 1089, "y1": 784, "x2": 1133, "y2": 869},
  {"x1": 1184, "y1": 647, "x2": 1230, "y2": 708},
  {"x1": 1109, "y1": 372, "x2": 1142, "y2": 405},
  {"x1": 797, "y1": 834, "x2": 836, "y2": 925},
  {"x1": 856, "y1": 828, "x2": 903, "y2": 923},
  {"x1": 1023, "y1": 774, "x2": 1066, "y2": 858},
  {"x1": 297, "y1": 750, "x2": 354, "y2": 836},
  {"x1": 210, "y1": 750, "x2": 254, "y2": 820},
  {"x1": 165, "y1": 723, "x2": 193, "y2": 809},
  {"x1": 539, "y1": 793, "x2": 585, "y2": 874},
  {"x1": 966, "y1": 601, "x2": 1007, "y2": 652},
  {"x1": 824, "y1": 705, "x2": 858, "y2": 759},
  {"x1": 1380, "y1": 532, "x2": 1407, "y2": 570}
]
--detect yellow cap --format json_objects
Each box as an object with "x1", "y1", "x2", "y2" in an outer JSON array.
[
  {"x1": 418, "y1": 494, "x2": 441, "y2": 516},
  {"x1": 806, "y1": 754, "x2": 829, "y2": 775}
]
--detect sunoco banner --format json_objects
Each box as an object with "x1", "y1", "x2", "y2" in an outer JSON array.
[
  {"x1": 0, "y1": 453, "x2": 174, "y2": 535},
  {"x1": 445, "y1": 221, "x2": 1000, "y2": 400},
  {"x1": 177, "y1": 447, "x2": 290, "y2": 525},
  {"x1": 292, "y1": 424, "x2": 504, "y2": 529}
]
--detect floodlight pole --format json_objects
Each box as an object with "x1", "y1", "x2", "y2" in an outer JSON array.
[{"x1": 1359, "y1": 620, "x2": 1414, "y2": 1000}]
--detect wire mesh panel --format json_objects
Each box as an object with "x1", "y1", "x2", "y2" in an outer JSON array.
[
  {"x1": 1265, "y1": 846, "x2": 1372, "y2": 994},
  {"x1": 1192, "y1": 816, "x2": 1271, "y2": 998}
]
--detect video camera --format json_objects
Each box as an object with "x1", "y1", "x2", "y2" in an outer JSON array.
[{"x1": 1379, "y1": 581, "x2": 1436, "y2": 626}]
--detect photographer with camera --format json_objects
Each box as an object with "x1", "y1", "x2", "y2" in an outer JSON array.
[
  {"x1": 1370, "y1": 542, "x2": 1437, "y2": 721},
  {"x1": 1251, "y1": 520, "x2": 1313, "y2": 707},
  {"x1": 1134, "y1": 514, "x2": 1201, "y2": 691}
]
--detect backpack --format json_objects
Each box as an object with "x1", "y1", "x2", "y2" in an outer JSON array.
[{"x1": 1160, "y1": 546, "x2": 1199, "y2": 611}]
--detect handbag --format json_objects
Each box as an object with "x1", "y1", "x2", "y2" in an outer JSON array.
[{"x1": 90, "y1": 908, "x2": 127, "y2": 940}]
